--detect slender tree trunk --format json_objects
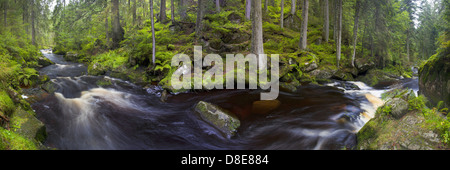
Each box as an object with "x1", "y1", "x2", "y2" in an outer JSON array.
[
  {"x1": 336, "y1": 0, "x2": 342, "y2": 68},
  {"x1": 3, "y1": 1, "x2": 7, "y2": 27},
  {"x1": 251, "y1": 0, "x2": 264, "y2": 69},
  {"x1": 291, "y1": 0, "x2": 296, "y2": 15},
  {"x1": 160, "y1": 0, "x2": 166, "y2": 22},
  {"x1": 31, "y1": 0, "x2": 36, "y2": 46},
  {"x1": 280, "y1": 0, "x2": 284, "y2": 28},
  {"x1": 406, "y1": 23, "x2": 411, "y2": 62},
  {"x1": 171, "y1": 0, "x2": 175, "y2": 22},
  {"x1": 299, "y1": 0, "x2": 308, "y2": 50},
  {"x1": 180, "y1": 0, "x2": 186, "y2": 20},
  {"x1": 323, "y1": 0, "x2": 329, "y2": 42},
  {"x1": 246, "y1": 0, "x2": 251, "y2": 20},
  {"x1": 333, "y1": 0, "x2": 337, "y2": 41},
  {"x1": 112, "y1": 0, "x2": 124, "y2": 49},
  {"x1": 132, "y1": 0, "x2": 137, "y2": 26},
  {"x1": 351, "y1": 0, "x2": 361, "y2": 67},
  {"x1": 195, "y1": 0, "x2": 205, "y2": 42},
  {"x1": 216, "y1": 0, "x2": 221, "y2": 13},
  {"x1": 105, "y1": 0, "x2": 110, "y2": 48},
  {"x1": 150, "y1": 0, "x2": 156, "y2": 67},
  {"x1": 23, "y1": 4, "x2": 28, "y2": 36},
  {"x1": 264, "y1": 0, "x2": 268, "y2": 12}
]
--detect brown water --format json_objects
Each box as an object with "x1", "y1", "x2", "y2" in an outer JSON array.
[{"x1": 32, "y1": 51, "x2": 414, "y2": 150}]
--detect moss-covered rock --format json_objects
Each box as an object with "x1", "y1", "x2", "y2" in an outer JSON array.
[
  {"x1": 9, "y1": 107, "x2": 47, "y2": 143},
  {"x1": 194, "y1": 101, "x2": 240, "y2": 138},
  {"x1": 356, "y1": 89, "x2": 447, "y2": 150},
  {"x1": 418, "y1": 52, "x2": 450, "y2": 108}
]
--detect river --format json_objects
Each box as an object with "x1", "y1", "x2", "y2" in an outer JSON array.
[{"x1": 31, "y1": 50, "x2": 419, "y2": 150}]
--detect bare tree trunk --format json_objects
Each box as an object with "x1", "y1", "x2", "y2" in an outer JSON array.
[
  {"x1": 160, "y1": 0, "x2": 166, "y2": 22},
  {"x1": 3, "y1": 1, "x2": 7, "y2": 27},
  {"x1": 31, "y1": 0, "x2": 36, "y2": 46},
  {"x1": 180, "y1": 0, "x2": 186, "y2": 20},
  {"x1": 299, "y1": 0, "x2": 308, "y2": 50},
  {"x1": 216, "y1": 0, "x2": 221, "y2": 13},
  {"x1": 351, "y1": 0, "x2": 361, "y2": 67},
  {"x1": 280, "y1": 0, "x2": 284, "y2": 28},
  {"x1": 150, "y1": 0, "x2": 156, "y2": 67},
  {"x1": 171, "y1": 0, "x2": 175, "y2": 22},
  {"x1": 336, "y1": 0, "x2": 342, "y2": 68},
  {"x1": 323, "y1": 0, "x2": 329, "y2": 42},
  {"x1": 195, "y1": 0, "x2": 205, "y2": 42},
  {"x1": 251, "y1": 0, "x2": 264, "y2": 69},
  {"x1": 246, "y1": 0, "x2": 251, "y2": 20},
  {"x1": 132, "y1": 0, "x2": 136, "y2": 25},
  {"x1": 291, "y1": 0, "x2": 296, "y2": 15},
  {"x1": 105, "y1": 0, "x2": 109, "y2": 48},
  {"x1": 112, "y1": 0, "x2": 124, "y2": 49},
  {"x1": 264, "y1": 0, "x2": 268, "y2": 12}
]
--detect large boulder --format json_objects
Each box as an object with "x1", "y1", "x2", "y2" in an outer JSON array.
[
  {"x1": 385, "y1": 98, "x2": 409, "y2": 119},
  {"x1": 194, "y1": 101, "x2": 240, "y2": 138},
  {"x1": 37, "y1": 56, "x2": 54, "y2": 67},
  {"x1": 418, "y1": 53, "x2": 450, "y2": 108},
  {"x1": 355, "y1": 58, "x2": 375, "y2": 74},
  {"x1": 9, "y1": 107, "x2": 47, "y2": 143},
  {"x1": 356, "y1": 88, "x2": 446, "y2": 150},
  {"x1": 310, "y1": 68, "x2": 336, "y2": 79}
]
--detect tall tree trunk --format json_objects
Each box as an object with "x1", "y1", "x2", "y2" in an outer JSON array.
[
  {"x1": 291, "y1": 0, "x2": 296, "y2": 15},
  {"x1": 246, "y1": 0, "x2": 251, "y2": 20},
  {"x1": 264, "y1": 0, "x2": 268, "y2": 12},
  {"x1": 280, "y1": 0, "x2": 284, "y2": 28},
  {"x1": 406, "y1": 23, "x2": 411, "y2": 62},
  {"x1": 23, "y1": 3, "x2": 28, "y2": 36},
  {"x1": 195, "y1": 0, "x2": 205, "y2": 42},
  {"x1": 132, "y1": 0, "x2": 137, "y2": 26},
  {"x1": 333, "y1": 0, "x2": 337, "y2": 41},
  {"x1": 299, "y1": 0, "x2": 308, "y2": 50},
  {"x1": 251, "y1": 0, "x2": 264, "y2": 69},
  {"x1": 351, "y1": 0, "x2": 361, "y2": 67},
  {"x1": 3, "y1": 1, "x2": 7, "y2": 27},
  {"x1": 112, "y1": 0, "x2": 124, "y2": 49},
  {"x1": 105, "y1": 0, "x2": 109, "y2": 48},
  {"x1": 216, "y1": 0, "x2": 221, "y2": 13},
  {"x1": 150, "y1": 0, "x2": 156, "y2": 67},
  {"x1": 31, "y1": 0, "x2": 36, "y2": 46},
  {"x1": 171, "y1": 0, "x2": 175, "y2": 22},
  {"x1": 160, "y1": 0, "x2": 166, "y2": 23},
  {"x1": 323, "y1": 0, "x2": 329, "y2": 42},
  {"x1": 180, "y1": 0, "x2": 186, "y2": 20},
  {"x1": 336, "y1": 0, "x2": 342, "y2": 68}
]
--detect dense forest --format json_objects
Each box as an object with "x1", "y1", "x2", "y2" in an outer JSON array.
[{"x1": 0, "y1": 0, "x2": 449, "y2": 151}]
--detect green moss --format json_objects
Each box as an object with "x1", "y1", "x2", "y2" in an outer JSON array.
[
  {"x1": 0, "y1": 127, "x2": 38, "y2": 150},
  {"x1": 0, "y1": 91, "x2": 15, "y2": 117},
  {"x1": 96, "y1": 79, "x2": 113, "y2": 87}
]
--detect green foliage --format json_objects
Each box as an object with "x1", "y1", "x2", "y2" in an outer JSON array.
[
  {"x1": 88, "y1": 50, "x2": 128, "y2": 75},
  {"x1": 408, "y1": 95, "x2": 428, "y2": 111},
  {"x1": 17, "y1": 68, "x2": 39, "y2": 87}
]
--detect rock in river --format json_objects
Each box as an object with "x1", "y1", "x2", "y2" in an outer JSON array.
[{"x1": 194, "y1": 101, "x2": 240, "y2": 138}]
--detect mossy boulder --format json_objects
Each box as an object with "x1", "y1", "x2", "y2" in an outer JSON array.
[
  {"x1": 355, "y1": 58, "x2": 375, "y2": 74},
  {"x1": 37, "y1": 56, "x2": 54, "y2": 67},
  {"x1": 194, "y1": 101, "x2": 240, "y2": 138},
  {"x1": 385, "y1": 98, "x2": 409, "y2": 119},
  {"x1": 418, "y1": 53, "x2": 450, "y2": 108},
  {"x1": 356, "y1": 89, "x2": 446, "y2": 150},
  {"x1": 9, "y1": 107, "x2": 47, "y2": 143}
]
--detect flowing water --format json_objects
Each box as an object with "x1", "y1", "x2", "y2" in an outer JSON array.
[{"x1": 32, "y1": 50, "x2": 418, "y2": 150}]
